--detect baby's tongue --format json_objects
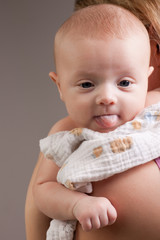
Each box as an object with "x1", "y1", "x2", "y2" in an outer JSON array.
[{"x1": 97, "y1": 115, "x2": 118, "y2": 128}]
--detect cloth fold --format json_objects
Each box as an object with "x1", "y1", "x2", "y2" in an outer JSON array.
[
  {"x1": 40, "y1": 102, "x2": 160, "y2": 194},
  {"x1": 40, "y1": 102, "x2": 160, "y2": 240}
]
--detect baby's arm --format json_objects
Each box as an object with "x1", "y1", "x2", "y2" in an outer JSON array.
[
  {"x1": 25, "y1": 116, "x2": 76, "y2": 240},
  {"x1": 145, "y1": 88, "x2": 160, "y2": 106},
  {"x1": 33, "y1": 150, "x2": 117, "y2": 231},
  {"x1": 33, "y1": 117, "x2": 117, "y2": 231}
]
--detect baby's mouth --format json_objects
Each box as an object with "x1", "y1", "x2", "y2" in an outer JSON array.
[{"x1": 94, "y1": 114, "x2": 119, "y2": 128}]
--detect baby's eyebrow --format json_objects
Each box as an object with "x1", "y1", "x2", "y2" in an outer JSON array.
[
  {"x1": 76, "y1": 70, "x2": 95, "y2": 75},
  {"x1": 75, "y1": 70, "x2": 101, "y2": 78}
]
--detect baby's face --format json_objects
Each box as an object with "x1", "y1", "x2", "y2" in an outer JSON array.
[{"x1": 56, "y1": 35, "x2": 152, "y2": 133}]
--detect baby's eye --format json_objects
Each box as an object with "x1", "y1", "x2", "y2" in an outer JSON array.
[
  {"x1": 118, "y1": 80, "x2": 131, "y2": 87},
  {"x1": 80, "y1": 82, "x2": 94, "y2": 88}
]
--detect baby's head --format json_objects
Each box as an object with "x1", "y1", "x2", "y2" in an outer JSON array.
[
  {"x1": 54, "y1": 4, "x2": 151, "y2": 69},
  {"x1": 51, "y1": 4, "x2": 153, "y2": 132}
]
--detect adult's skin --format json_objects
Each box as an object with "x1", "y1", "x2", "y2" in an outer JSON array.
[
  {"x1": 25, "y1": 11, "x2": 160, "y2": 240},
  {"x1": 75, "y1": 161, "x2": 160, "y2": 240}
]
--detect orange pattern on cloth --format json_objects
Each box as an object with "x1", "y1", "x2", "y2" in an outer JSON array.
[{"x1": 110, "y1": 136, "x2": 133, "y2": 153}]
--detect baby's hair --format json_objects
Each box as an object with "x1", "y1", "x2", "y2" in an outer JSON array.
[
  {"x1": 55, "y1": 3, "x2": 148, "y2": 41},
  {"x1": 74, "y1": 0, "x2": 160, "y2": 44}
]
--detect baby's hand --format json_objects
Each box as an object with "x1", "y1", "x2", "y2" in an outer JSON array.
[{"x1": 72, "y1": 195, "x2": 117, "y2": 231}]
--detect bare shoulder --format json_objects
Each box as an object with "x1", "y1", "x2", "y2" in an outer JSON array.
[
  {"x1": 76, "y1": 161, "x2": 160, "y2": 240},
  {"x1": 48, "y1": 116, "x2": 77, "y2": 135},
  {"x1": 145, "y1": 88, "x2": 160, "y2": 106}
]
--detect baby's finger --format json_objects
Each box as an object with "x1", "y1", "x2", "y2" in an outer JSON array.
[
  {"x1": 91, "y1": 216, "x2": 101, "y2": 229},
  {"x1": 99, "y1": 212, "x2": 109, "y2": 227},
  {"x1": 108, "y1": 205, "x2": 117, "y2": 225},
  {"x1": 81, "y1": 218, "x2": 92, "y2": 232}
]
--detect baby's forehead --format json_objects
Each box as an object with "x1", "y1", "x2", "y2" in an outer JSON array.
[
  {"x1": 56, "y1": 33, "x2": 150, "y2": 74},
  {"x1": 56, "y1": 28, "x2": 149, "y2": 59}
]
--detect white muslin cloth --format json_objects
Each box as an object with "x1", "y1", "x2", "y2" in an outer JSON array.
[{"x1": 40, "y1": 102, "x2": 160, "y2": 240}]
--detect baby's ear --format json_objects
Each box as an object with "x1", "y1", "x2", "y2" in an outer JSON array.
[
  {"x1": 148, "y1": 66, "x2": 154, "y2": 77},
  {"x1": 49, "y1": 72, "x2": 63, "y2": 101},
  {"x1": 49, "y1": 72, "x2": 58, "y2": 83}
]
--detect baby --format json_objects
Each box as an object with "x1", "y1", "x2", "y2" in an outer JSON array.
[{"x1": 34, "y1": 4, "x2": 160, "y2": 240}]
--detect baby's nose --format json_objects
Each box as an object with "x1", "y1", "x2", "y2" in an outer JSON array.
[{"x1": 96, "y1": 87, "x2": 117, "y2": 105}]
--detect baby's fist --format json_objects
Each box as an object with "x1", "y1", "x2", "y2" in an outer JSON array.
[{"x1": 73, "y1": 196, "x2": 117, "y2": 231}]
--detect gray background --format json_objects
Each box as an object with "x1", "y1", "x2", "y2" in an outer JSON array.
[{"x1": 0, "y1": 1, "x2": 75, "y2": 239}]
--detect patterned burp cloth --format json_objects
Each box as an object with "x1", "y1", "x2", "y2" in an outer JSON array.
[{"x1": 40, "y1": 102, "x2": 160, "y2": 193}]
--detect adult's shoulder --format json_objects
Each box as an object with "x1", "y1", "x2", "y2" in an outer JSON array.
[
  {"x1": 48, "y1": 116, "x2": 77, "y2": 135},
  {"x1": 145, "y1": 88, "x2": 160, "y2": 106}
]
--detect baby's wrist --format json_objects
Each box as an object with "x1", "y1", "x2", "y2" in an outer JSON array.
[{"x1": 72, "y1": 194, "x2": 89, "y2": 218}]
